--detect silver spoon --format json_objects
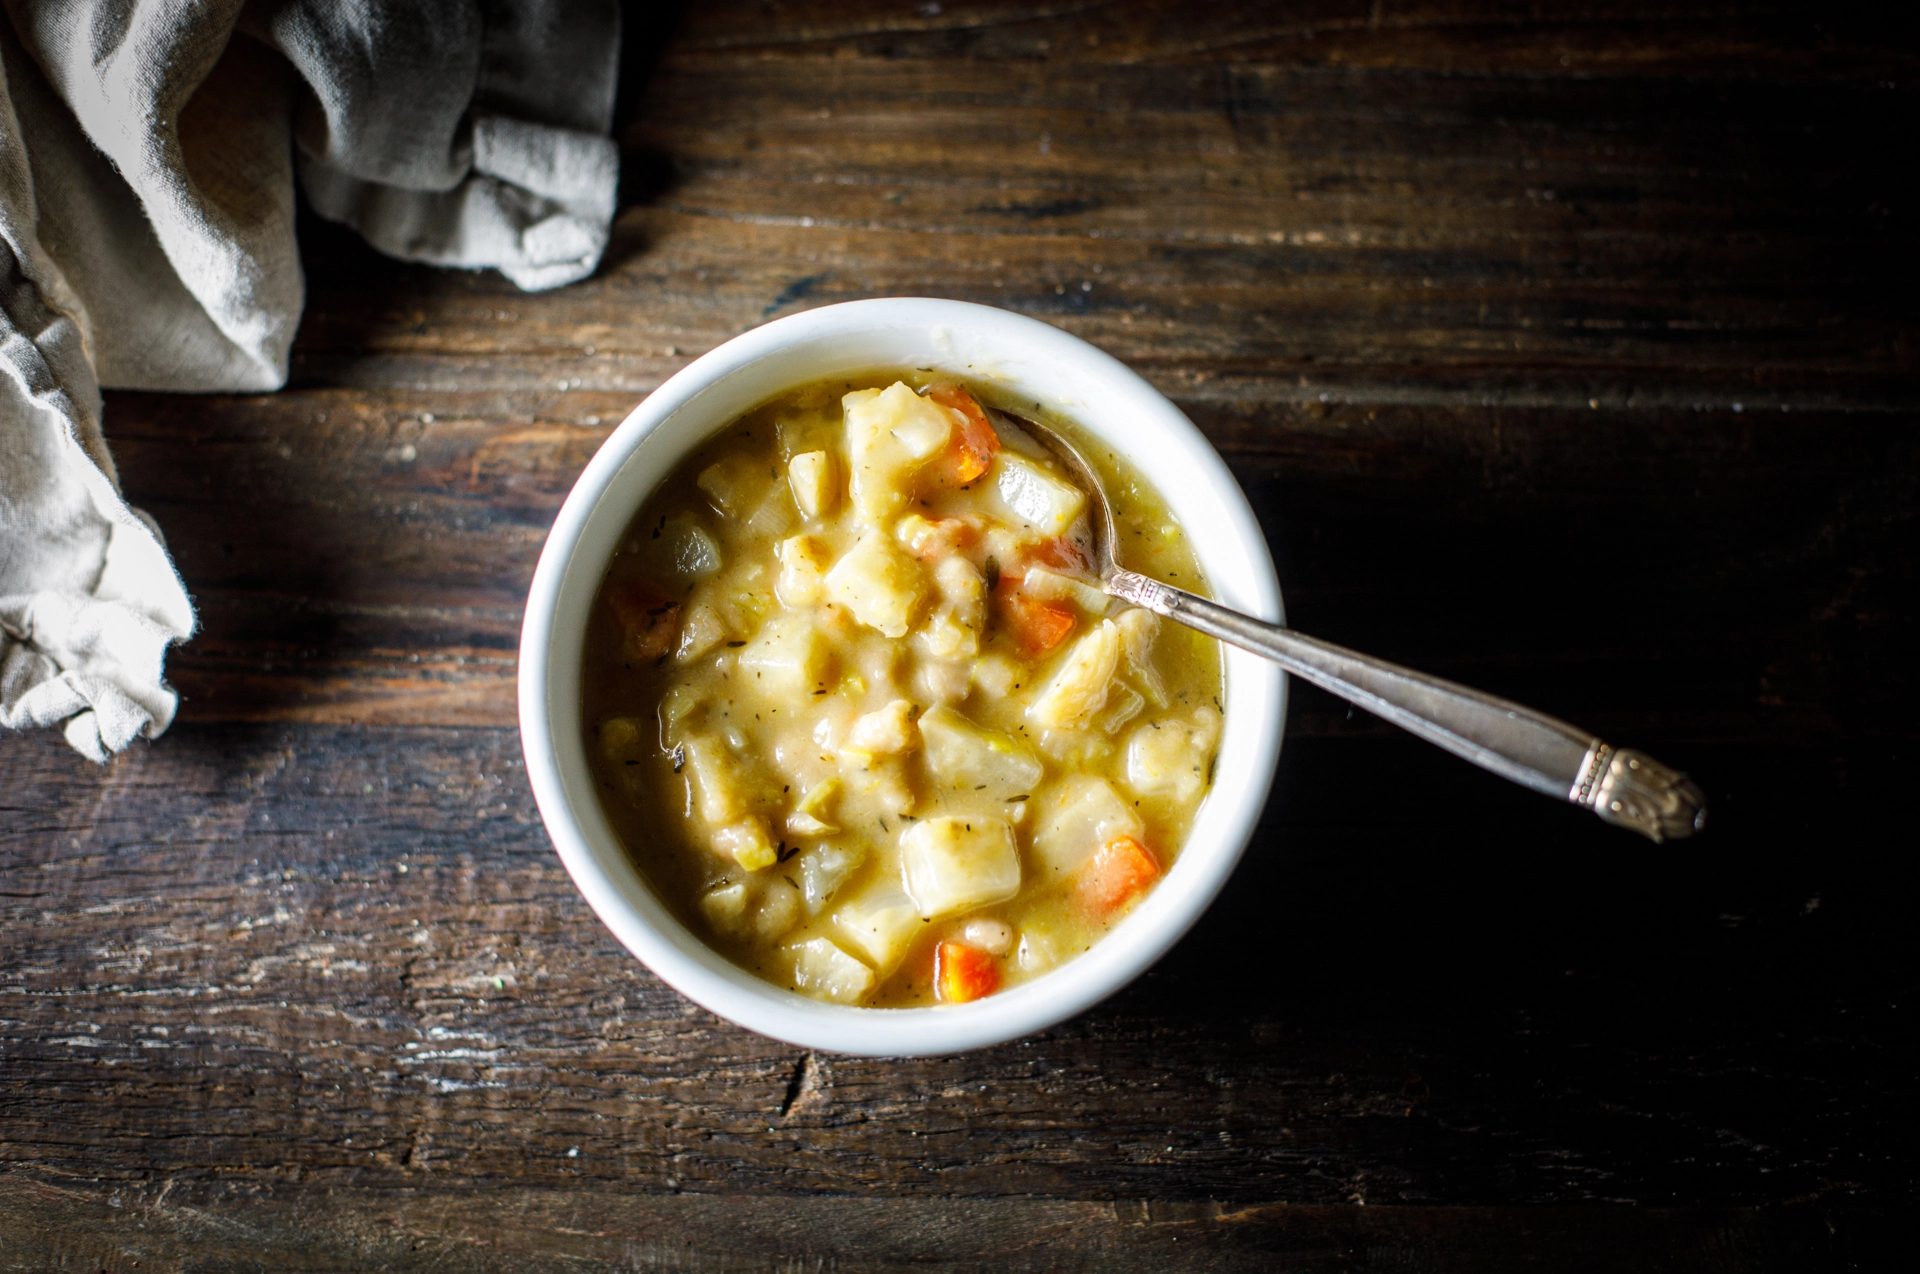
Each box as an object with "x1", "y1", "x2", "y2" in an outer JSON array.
[{"x1": 997, "y1": 410, "x2": 1708, "y2": 843}]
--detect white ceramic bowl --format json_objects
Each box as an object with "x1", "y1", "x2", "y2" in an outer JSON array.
[{"x1": 519, "y1": 298, "x2": 1285, "y2": 1056}]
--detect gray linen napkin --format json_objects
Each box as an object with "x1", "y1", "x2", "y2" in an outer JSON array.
[{"x1": 0, "y1": 0, "x2": 619, "y2": 759}]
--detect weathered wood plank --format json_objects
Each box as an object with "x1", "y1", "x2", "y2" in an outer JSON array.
[
  {"x1": 0, "y1": 1175, "x2": 1886, "y2": 1273},
  {"x1": 270, "y1": 45, "x2": 1916, "y2": 403},
  {"x1": 2, "y1": 724, "x2": 1909, "y2": 1204},
  {"x1": 105, "y1": 385, "x2": 618, "y2": 725},
  {"x1": 665, "y1": 0, "x2": 1918, "y2": 79},
  {"x1": 104, "y1": 380, "x2": 1917, "y2": 740},
  {"x1": 111, "y1": 0, "x2": 1905, "y2": 727}
]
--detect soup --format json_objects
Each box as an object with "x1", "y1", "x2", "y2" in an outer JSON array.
[{"x1": 584, "y1": 372, "x2": 1222, "y2": 1007}]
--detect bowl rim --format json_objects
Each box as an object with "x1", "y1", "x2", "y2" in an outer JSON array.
[{"x1": 518, "y1": 297, "x2": 1286, "y2": 1056}]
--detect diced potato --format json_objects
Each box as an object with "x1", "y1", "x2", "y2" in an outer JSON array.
[
  {"x1": 1114, "y1": 607, "x2": 1167, "y2": 706},
  {"x1": 1015, "y1": 925, "x2": 1064, "y2": 975},
  {"x1": 824, "y1": 529, "x2": 929, "y2": 638},
  {"x1": 1124, "y1": 721, "x2": 1191, "y2": 801},
  {"x1": 920, "y1": 555, "x2": 985, "y2": 659},
  {"x1": 933, "y1": 632, "x2": 985, "y2": 678},
  {"x1": 919, "y1": 704, "x2": 1043, "y2": 798},
  {"x1": 798, "y1": 841, "x2": 866, "y2": 914},
  {"x1": 1113, "y1": 602, "x2": 1158, "y2": 649},
  {"x1": 933, "y1": 555, "x2": 986, "y2": 629},
  {"x1": 841, "y1": 389, "x2": 897, "y2": 521},
  {"x1": 843, "y1": 383, "x2": 950, "y2": 522},
  {"x1": 713, "y1": 817, "x2": 778, "y2": 871},
  {"x1": 1190, "y1": 702, "x2": 1221, "y2": 752},
  {"x1": 1192, "y1": 703, "x2": 1224, "y2": 754},
  {"x1": 739, "y1": 615, "x2": 833, "y2": 697},
  {"x1": 675, "y1": 600, "x2": 730, "y2": 662},
  {"x1": 810, "y1": 707, "x2": 850, "y2": 753},
  {"x1": 703, "y1": 876, "x2": 802, "y2": 939},
  {"x1": 844, "y1": 699, "x2": 918, "y2": 757},
  {"x1": 995, "y1": 452, "x2": 1086, "y2": 537},
  {"x1": 1036, "y1": 727, "x2": 1115, "y2": 770},
  {"x1": 775, "y1": 534, "x2": 832, "y2": 608},
  {"x1": 788, "y1": 450, "x2": 837, "y2": 518},
  {"x1": 910, "y1": 656, "x2": 972, "y2": 702},
  {"x1": 1020, "y1": 566, "x2": 1109, "y2": 615},
  {"x1": 901, "y1": 816, "x2": 1023, "y2": 919},
  {"x1": 832, "y1": 876, "x2": 925, "y2": 974},
  {"x1": 1125, "y1": 708, "x2": 1222, "y2": 802},
  {"x1": 700, "y1": 881, "x2": 750, "y2": 930},
  {"x1": 788, "y1": 937, "x2": 875, "y2": 1004},
  {"x1": 653, "y1": 514, "x2": 723, "y2": 578},
  {"x1": 970, "y1": 654, "x2": 1020, "y2": 698},
  {"x1": 1027, "y1": 619, "x2": 1121, "y2": 729},
  {"x1": 853, "y1": 639, "x2": 905, "y2": 701},
  {"x1": 1030, "y1": 775, "x2": 1144, "y2": 876},
  {"x1": 681, "y1": 736, "x2": 746, "y2": 825},
  {"x1": 889, "y1": 393, "x2": 953, "y2": 459},
  {"x1": 752, "y1": 876, "x2": 803, "y2": 939},
  {"x1": 838, "y1": 756, "x2": 916, "y2": 818}
]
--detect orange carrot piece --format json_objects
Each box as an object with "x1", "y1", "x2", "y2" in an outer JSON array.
[
  {"x1": 1029, "y1": 536, "x2": 1091, "y2": 574},
  {"x1": 1075, "y1": 837, "x2": 1162, "y2": 918},
  {"x1": 935, "y1": 940, "x2": 1002, "y2": 1003},
  {"x1": 994, "y1": 574, "x2": 1076, "y2": 654},
  {"x1": 928, "y1": 385, "x2": 1002, "y2": 485}
]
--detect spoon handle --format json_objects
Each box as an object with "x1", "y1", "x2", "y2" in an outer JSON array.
[{"x1": 1106, "y1": 569, "x2": 1707, "y2": 843}]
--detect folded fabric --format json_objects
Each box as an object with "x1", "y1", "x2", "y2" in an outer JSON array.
[{"x1": 0, "y1": 0, "x2": 620, "y2": 759}]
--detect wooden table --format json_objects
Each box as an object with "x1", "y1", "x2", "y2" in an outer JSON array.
[{"x1": 4, "y1": 3, "x2": 1911, "y2": 1268}]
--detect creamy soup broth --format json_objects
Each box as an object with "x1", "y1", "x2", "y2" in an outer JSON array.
[{"x1": 584, "y1": 372, "x2": 1222, "y2": 1008}]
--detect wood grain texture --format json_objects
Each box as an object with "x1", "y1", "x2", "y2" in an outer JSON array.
[
  {"x1": 3, "y1": 0, "x2": 1915, "y2": 1265},
  {"x1": 0, "y1": 1177, "x2": 1890, "y2": 1272},
  {"x1": 118, "y1": 386, "x2": 1916, "y2": 735},
  {"x1": 2, "y1": 726, "x2": 1909, "y2": 1205}
]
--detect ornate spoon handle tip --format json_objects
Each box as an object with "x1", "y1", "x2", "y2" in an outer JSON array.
[{"x1": 1572, "y1": 743, "x2": 1709, "y2": 842}]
